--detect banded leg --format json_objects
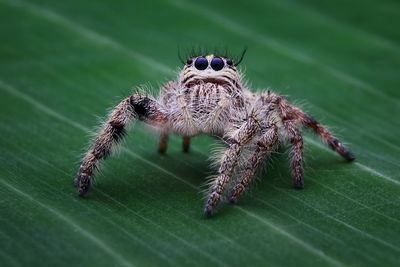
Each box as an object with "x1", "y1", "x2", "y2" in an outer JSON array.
[
  {"x1": 300, "y1": 114, "x2": 355, "y2": 161},
  {"x1": 229, "y1": 125, "x2": 278, "y2": 203},
  {"x1": 284, "y1": 120, "x2": 304, "y2": 188},
  {"x1": 182, "y1": 136, "x2": 190, "y2": 153},
  {"x1": 75, "y1": 94, "x2": 168, "y2": 196},
  {"x1": 204, "y1": 116, "x2": 260, "y2": 216},
  {"x1": 279, "y1": 99, "x2": 355, "y2": 161},
  {"x1": 158, "y1": 132, "x2": 168, "y2": 154}
]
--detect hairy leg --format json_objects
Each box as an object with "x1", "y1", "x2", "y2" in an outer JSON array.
[
  {"x1": 229, "y1": 125, "x2": 278, "y2": 203},
  {"x1": 182, "y1": 136, "x2": 190, "y2": 153},
  {"x1": 75, "y1": 94, "x2": 168, "y2": 196},
  {"x1": 158, "y1": 134, "x2": 189, "y2": 153},
  {"x1": 301, "y1": 114, "x2": 355, "y2": 161},
  {"x1": 158, "y1": 132, "x2": 168, "y2": 154},
  {"x1": 279, "y1": 98, "x2": 355, "y2": 161},
  {"x1": 284, "y1": 120, "x2": 304, "y2": 188},
  {"x1": 204, "y1": 116, "x2": 260, "y2": 216}
]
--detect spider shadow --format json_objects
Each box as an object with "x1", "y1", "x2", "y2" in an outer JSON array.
[
  {"x1": 90, "y1": 145, "x2": 211, "y2": 206},
  {"x1": 87, "y1": 136, "x2": 353, "y2": 218}
]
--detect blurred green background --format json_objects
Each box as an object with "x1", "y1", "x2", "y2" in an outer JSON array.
[{"x1": 1, "y1": 0, "x2": 400, "y2": 266}]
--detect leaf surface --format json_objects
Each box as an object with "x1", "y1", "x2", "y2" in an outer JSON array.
[{"x1": 0, "y1": 0, "x2": 399, "y2": 266}]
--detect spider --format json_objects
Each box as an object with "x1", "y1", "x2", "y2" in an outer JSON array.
[{"x1": 75, "y1": 50, "x2": 355, "y2": 216}]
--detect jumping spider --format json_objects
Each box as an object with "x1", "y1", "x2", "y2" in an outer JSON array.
[{"x1": 75, "y1": 52, "x2": 355, "y2": 216}]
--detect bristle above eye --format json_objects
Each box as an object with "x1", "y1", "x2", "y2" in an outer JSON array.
[
  {"x1": 235, "y1": 47, "x2": 247, "y2": 66},
  {"x1": 177, "y1": 46, "x2": 248, "y2": 67}
]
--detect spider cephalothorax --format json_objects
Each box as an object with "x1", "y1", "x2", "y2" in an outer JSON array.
[{"x1": 75, "y1": 53, "x2": 355, "y2": 216}]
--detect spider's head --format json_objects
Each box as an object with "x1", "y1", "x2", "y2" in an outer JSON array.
[{"x1": 179, "y1": 54, "x2": 243, "y2": 89}]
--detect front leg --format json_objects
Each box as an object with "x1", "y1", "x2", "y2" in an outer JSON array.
[
  {"x1": 204, "y1": 116, "x2": 259, "y2": 216},
  {"x1": 284, "y1": 120, "x2": 304, "y2": 188},
  {"x1": 75, "y1": 94, "x2": 167, "y2": 196},
  {"x1": 229, "y1": 124, "x2": 278, "y2": 203}
]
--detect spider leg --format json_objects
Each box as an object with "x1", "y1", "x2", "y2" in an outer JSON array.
[
  {"x1": 301, "y1": 114, "x2": 355, "y2": 161},
  {"x1": 75, "y1": 94, "x2": 168, "y2": 196},
  {"x1": 228, "y1": 124, "x2": 278, "y2": 203},
  {"x1": 279, "y1": 98, "x2": 355, "y2": 161},
  {"x1": 182, "y1": 136, "x2": 190, "y2": 153},
  {"x1": 204, "y1": 116, "x2": 260, "y2": 216},
  {"x1": 158, "y1": 132, "x2": 168, "y2": 154},
  {"x1": 284, "y1": 120, "x2": 304, "y2": 188},
  {"x1": 159, "y1": 134, "x2": 190, "y2": 153}
]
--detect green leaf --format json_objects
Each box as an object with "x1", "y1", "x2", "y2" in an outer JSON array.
[{"x1": 1, "y1": 0, "x2": 399, "y2": 266}]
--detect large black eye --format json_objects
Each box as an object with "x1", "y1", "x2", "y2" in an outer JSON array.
[
  {"x1": 194, "y1": 57, "x2": 208, "y2": 70},
  {"x1": 211, "y1": 57, "x2": 224, "y2": 71}
]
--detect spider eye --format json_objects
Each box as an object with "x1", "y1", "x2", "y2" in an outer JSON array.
[
  {"x1": 211, "y1": 57, "x2": 224, "y2": 71},
  {"x1": 194, "y1": 57, "x2": 208, "y2": 70},
  {"x1": 226, "y1": 58, "x2": 233, "y2": 66},
  {"x1": 186, "y1": 58, "x2": 193, "y2": 65}
]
